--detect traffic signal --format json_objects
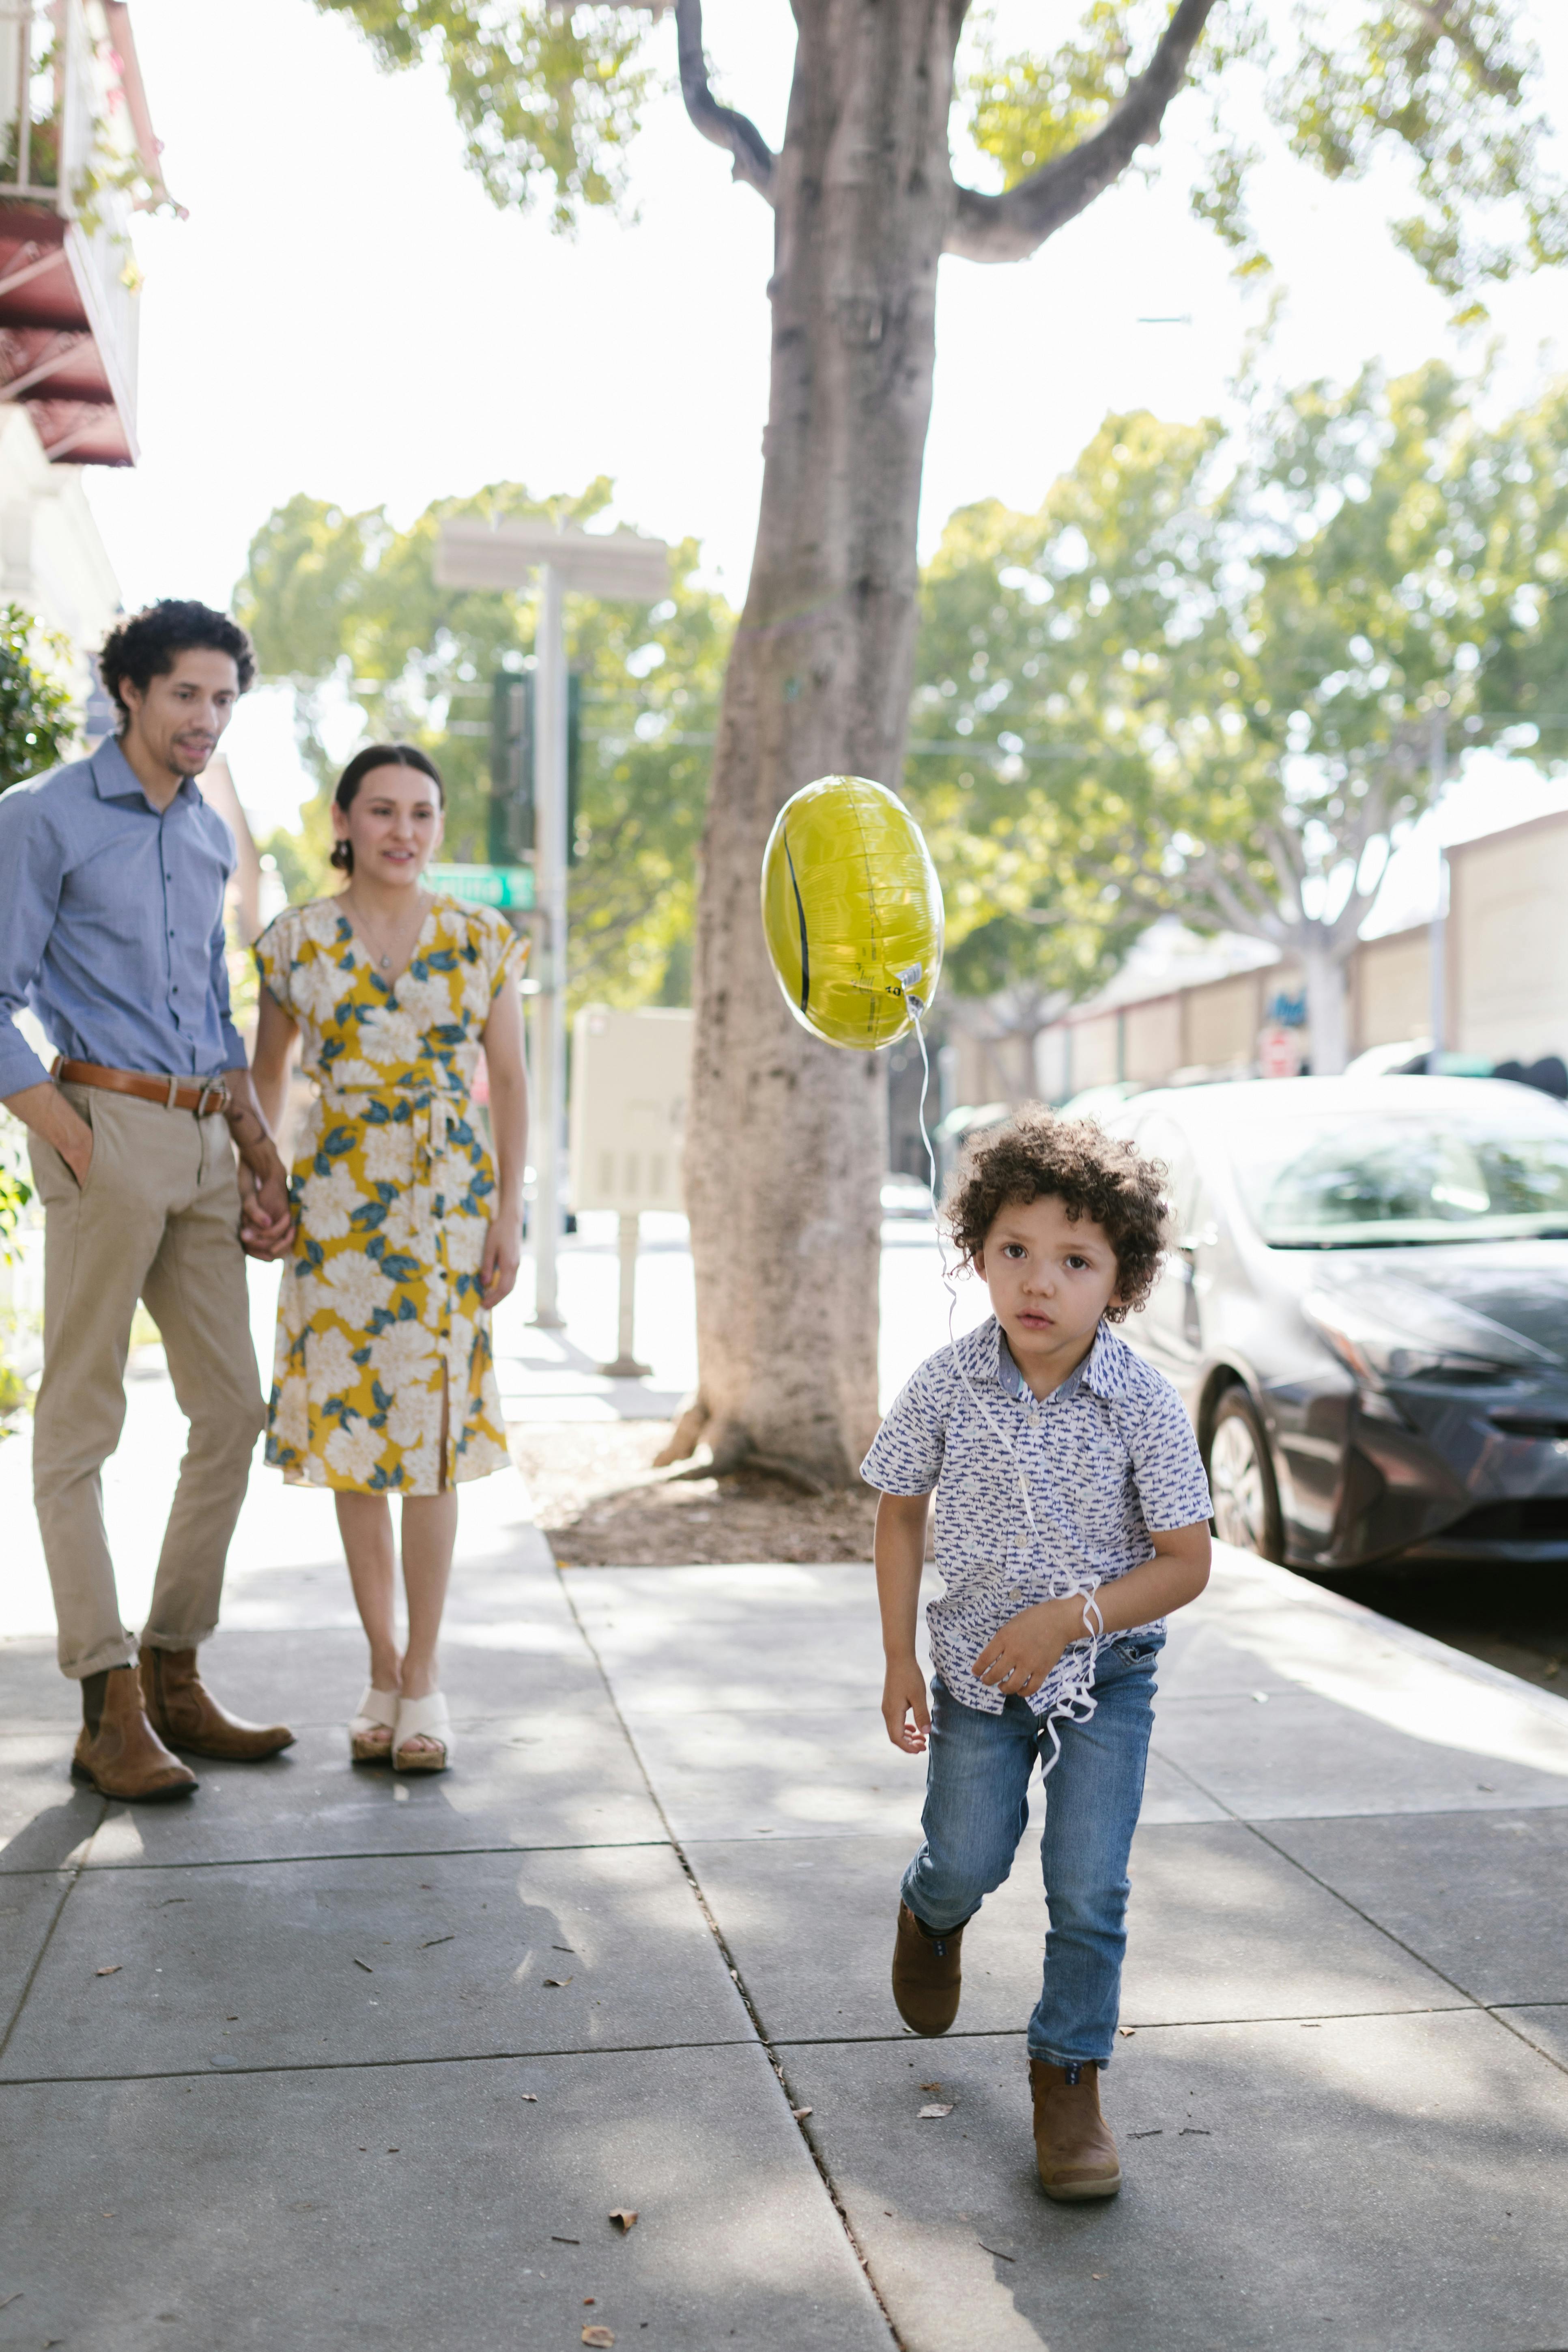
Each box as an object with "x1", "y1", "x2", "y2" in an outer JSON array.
[{"x1": 489, "y1": 668, "x2": 582, "y2": 865}]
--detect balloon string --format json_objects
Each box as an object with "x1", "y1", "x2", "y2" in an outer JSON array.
[{"x1": 906, "y1": 1002, "x2": 1106, "y2": 1778}]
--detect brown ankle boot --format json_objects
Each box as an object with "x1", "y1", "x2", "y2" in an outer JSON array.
[
  {"x1": 1029, "y1": 2058, "x2": 1122, "y2": 2201},
  {"x1": 140, "y1": 1649, "x2": 294, "y2": 1761},
  {"x1": 891, "y1": 1902, "x2": 965, "y2": 2036},
  {"x1": 72, "y1": 1667, "x2": 198, "y2": 1803}
]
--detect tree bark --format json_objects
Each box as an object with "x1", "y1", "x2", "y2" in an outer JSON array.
[{"x1": 679, "y1": 1, "x2": 964, "y2": 1481}]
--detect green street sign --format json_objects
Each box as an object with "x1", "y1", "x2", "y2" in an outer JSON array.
[{"x1": 426, "y1": 862, "x2": 536, "y2": 911}]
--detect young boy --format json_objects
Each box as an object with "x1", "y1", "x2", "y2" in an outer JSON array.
[{"x1": 863, "y1": 1108, "x2": 1212, "y2": 2202}]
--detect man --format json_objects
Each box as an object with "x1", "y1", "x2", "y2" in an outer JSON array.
[{"x1": 0, "y1": 599, "x2": 297, "y2": 1801}]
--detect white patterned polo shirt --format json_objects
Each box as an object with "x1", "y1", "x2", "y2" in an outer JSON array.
[{"x1": 861, "y1": 1316, "x2": 1212, "y2": 1718}]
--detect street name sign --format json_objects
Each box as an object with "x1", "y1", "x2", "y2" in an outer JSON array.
[{"x1": 426, "y1": 862, "x2": 536, "y2": 911}]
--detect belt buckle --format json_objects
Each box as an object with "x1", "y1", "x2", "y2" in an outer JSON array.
[{"x1": 196, "y1": 1080, "x2": 228, "y2": 1119}]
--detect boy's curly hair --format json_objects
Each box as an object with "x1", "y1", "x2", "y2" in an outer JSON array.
[
  {"x1": 944, "y1": 1103, "x2": 1170, "y2": 1322},
  {"x1": 99, "y1": 600, "x2": 255, "y2": 720}
]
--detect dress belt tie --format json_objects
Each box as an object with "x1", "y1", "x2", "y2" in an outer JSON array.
[{"x1": 315, "y1": 1086, "x2": 462, "y2": 1179}]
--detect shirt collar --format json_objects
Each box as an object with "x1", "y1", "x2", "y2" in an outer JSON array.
[
  {"x1": 989, "y1": 1315, "x2": 1123, "y2": 1405},
  {"x1": 90, "y1": 735, "x2": 198, "y2": 810}
]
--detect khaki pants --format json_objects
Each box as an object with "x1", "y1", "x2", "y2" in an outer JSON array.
[{"x1": 28, "y1": 1085, "x2": 266, "y2": 1680}]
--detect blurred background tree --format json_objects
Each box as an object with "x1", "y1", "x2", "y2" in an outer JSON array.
[
  {"x1": 0, "y1": 603, "x2": 75, "y2": 794},
  {"x1": 916, "y1": 363, "x2": 1568, "y2": 1074},
  {"x1": 236, "y1": 481, "x2": 733, "y2": 1009}
]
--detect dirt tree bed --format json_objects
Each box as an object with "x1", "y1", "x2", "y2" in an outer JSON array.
[{"x1": 507, "y1": 1419, "x2": 880, "y2": 1567}]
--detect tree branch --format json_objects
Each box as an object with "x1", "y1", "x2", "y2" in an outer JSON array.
[
  {"x1": 1170, "y1": 835, "x2": 1290, "y2": 947},
  {"x1": 946, "y1": 0, "x2": 1219, "y2": 263},
  {"x1": 675, "y1": 0, "x2": 775, "y2": 203}
]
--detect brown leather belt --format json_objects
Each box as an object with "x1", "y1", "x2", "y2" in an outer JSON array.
[{"x1": 53, "y1": 1057, "x2": 231, "y2": 1118}]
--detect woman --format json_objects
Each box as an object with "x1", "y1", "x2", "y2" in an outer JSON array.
[{"x1": 251, "y1": 743, "x2": 528, "y2": 1773}]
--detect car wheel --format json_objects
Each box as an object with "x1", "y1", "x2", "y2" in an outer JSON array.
[{"x1": 1207, "y1": 1387, "x2": 1284, "y2": 1562}]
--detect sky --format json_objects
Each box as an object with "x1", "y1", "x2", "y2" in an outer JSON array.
[{"x1": 82, "y1": 0, "x2": 1568, "y2": 835}]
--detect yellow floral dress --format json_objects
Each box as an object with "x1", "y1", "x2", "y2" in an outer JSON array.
[{"x1": 254, "y1": 895, "x2": 527, "y2": 1495}]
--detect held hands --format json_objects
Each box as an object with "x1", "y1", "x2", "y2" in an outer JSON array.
[
  {"x1": 239, "y1": 1159, "x2": 295, "y2": 1262},
  {"x1": 479, "y1": 1214, "x2": 522, "y2": 1308},
  {"x1": 971, "y1": 1595, "x2": 1090, "y2": 1702},
  {"x1": 882, "y1": 1657, "x2": 932, "y2": 1753}
]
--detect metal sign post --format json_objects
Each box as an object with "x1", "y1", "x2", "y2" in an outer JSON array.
[
  {"x1": 434, "y1": 521, "x2": 671, "y2": 1334},
  {"x1": 531, "y1": 560, "x2": 568, "y2": 1326},
  {"x1": 1429, "y1": 712, "x2": 1448, "y2": 1059},
  {"x1": 603, "y1": 1212, "x2": 652, "y2": 1379}
]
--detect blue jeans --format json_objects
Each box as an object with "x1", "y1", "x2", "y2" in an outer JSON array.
[{"x1": 900, "y1": 1633, "x2": 1163, "y2": 2068}]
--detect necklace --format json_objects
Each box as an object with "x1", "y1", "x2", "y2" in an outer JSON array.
[{"x1": 345, "y1": 888, "x2": 427, "y2": 973}]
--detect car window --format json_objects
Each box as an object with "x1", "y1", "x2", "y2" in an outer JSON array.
[{"x1": 1224, "y1": 1104, "x2": 1568, "y2": 1247}]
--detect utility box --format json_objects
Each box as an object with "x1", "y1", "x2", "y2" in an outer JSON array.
[{"x1": 570, "y1": 1005, "x2": 693, "y2": 1214}]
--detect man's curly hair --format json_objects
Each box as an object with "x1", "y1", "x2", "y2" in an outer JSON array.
[
  {"x1": 944, "y1": 1103, "x2": 1170, "y2": 1322},
  {"x1": 98, "y1": 600, "x2": 255, "y2": 720}
]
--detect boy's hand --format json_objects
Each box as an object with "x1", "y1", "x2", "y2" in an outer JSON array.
[
  {"x1": 882, "y1": 1657, "x2": 932, "y2": 1753},
  {"x1": 972, "y1": 1597, "x2": 1086, "y2": 1700}
]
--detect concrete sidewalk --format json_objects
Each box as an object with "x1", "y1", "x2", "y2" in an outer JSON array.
[{"x1": 4, "y1": 1448, "x2": 1568, "y2": 2350}]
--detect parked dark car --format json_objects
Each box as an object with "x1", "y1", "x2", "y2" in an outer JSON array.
[{"x1": 1102, "y1": 1077, "x2": 1568, "y2": 1570}]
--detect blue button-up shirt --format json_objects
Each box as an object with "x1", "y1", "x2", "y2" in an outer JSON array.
[
  {"x1": 0, "y1": 737, "x2": 247, "y2": 1097},
  {"x1": 862, "y1": 1315, "x2": 1213, "y2": 1716}
]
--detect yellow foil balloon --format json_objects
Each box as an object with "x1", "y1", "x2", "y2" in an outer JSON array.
[{"x1": 760, "y1": 775, "x2": 944, "y2": 1050}]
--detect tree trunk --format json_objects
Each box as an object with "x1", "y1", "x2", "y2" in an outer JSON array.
[
  {"x1": 680, "y1": 2, "x2": 964, "y2": 1482},
  {"x1": 1302, "y1": 938, "x2": 1351, "y2": 1075}
]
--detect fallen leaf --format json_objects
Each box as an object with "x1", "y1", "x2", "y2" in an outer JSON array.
[
  {"x1": 583, "y1": 2330, "x2": 615, "y2": 2348},
  {"x1": 1092, "y1": 2272, "x2": 1105, "y2": 2279},
  {"x1": 551, "y1": 2236, "x2": 581, "y2": 2246},
  {"x1": 352, "y1": 1958, "x2": 374, "y2": 1974},
  {"x1": 544, "y1": 1975, "x2": 573, "y2": 1988},
  {"x1": 919, "y1": 2081, "x2": 942, "y2": 2092},
  {"x1": 1117, "y1": 2027, "x2": 1136, "y2": 2038},
  {"x1": 918, "y1": 2103, "x2": 954, "y2": 2120},
  {"x1": 95, "y1": 1965, "x2": 121, "y2": 1978},
  {"x1": 609, "y1": 2209, "x2": 638, "y2": 2232},
  {"x1": 791, "y1": 2107, "x2": 813, "y2": 2121},
  {"x1": 421, "y1": 1935, "x2": 454, "y2": 1948},
  {"x1": 520, "y1": 2093, "x2": 538, "y2": 2104},
  {"x1": 584, "y1": 2298, "x2": 596, "y2": 2306}
]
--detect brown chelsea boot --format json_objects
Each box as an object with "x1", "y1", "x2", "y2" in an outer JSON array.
[
  {"x1": 1029, "y1": 2057, "x2": 1122, "y2": 2201},
  {"x1": 140, "y1": 1648, "x2": 294, "y2": 1762},
  {"x1": 71, "y1": 1666, "x2": 198, "y2": 1802},
  {"x1": 892, "y1": 1901, "x2": 965, "y2": 2036}
]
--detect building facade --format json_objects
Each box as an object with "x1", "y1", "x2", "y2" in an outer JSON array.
[{"x1": 943, "y1": 803, "x2": 1568, "y2": 1113}]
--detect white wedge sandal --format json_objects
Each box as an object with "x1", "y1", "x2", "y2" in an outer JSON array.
[
  {"x1": 349, "y1": 1685, "x2": 400, "y2": 1765},
  {"x1": 393, "y1": 1691, "x2": 452, "y2": 1774}
]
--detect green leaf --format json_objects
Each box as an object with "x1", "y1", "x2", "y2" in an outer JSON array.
[{"x1": 312, "y1": 1, "x2": 662, "y2": 230}]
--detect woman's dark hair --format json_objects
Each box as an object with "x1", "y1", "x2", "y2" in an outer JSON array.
[
  {"x1": 330, "y1": 742, "x2": 445, "y2": 874},
  {"x1": 944, "y1": 1103, "x2": 1171, "y2": 1322},
  {"x1": 98, "y1": 600, "x2": 255, "y2": 719}
]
